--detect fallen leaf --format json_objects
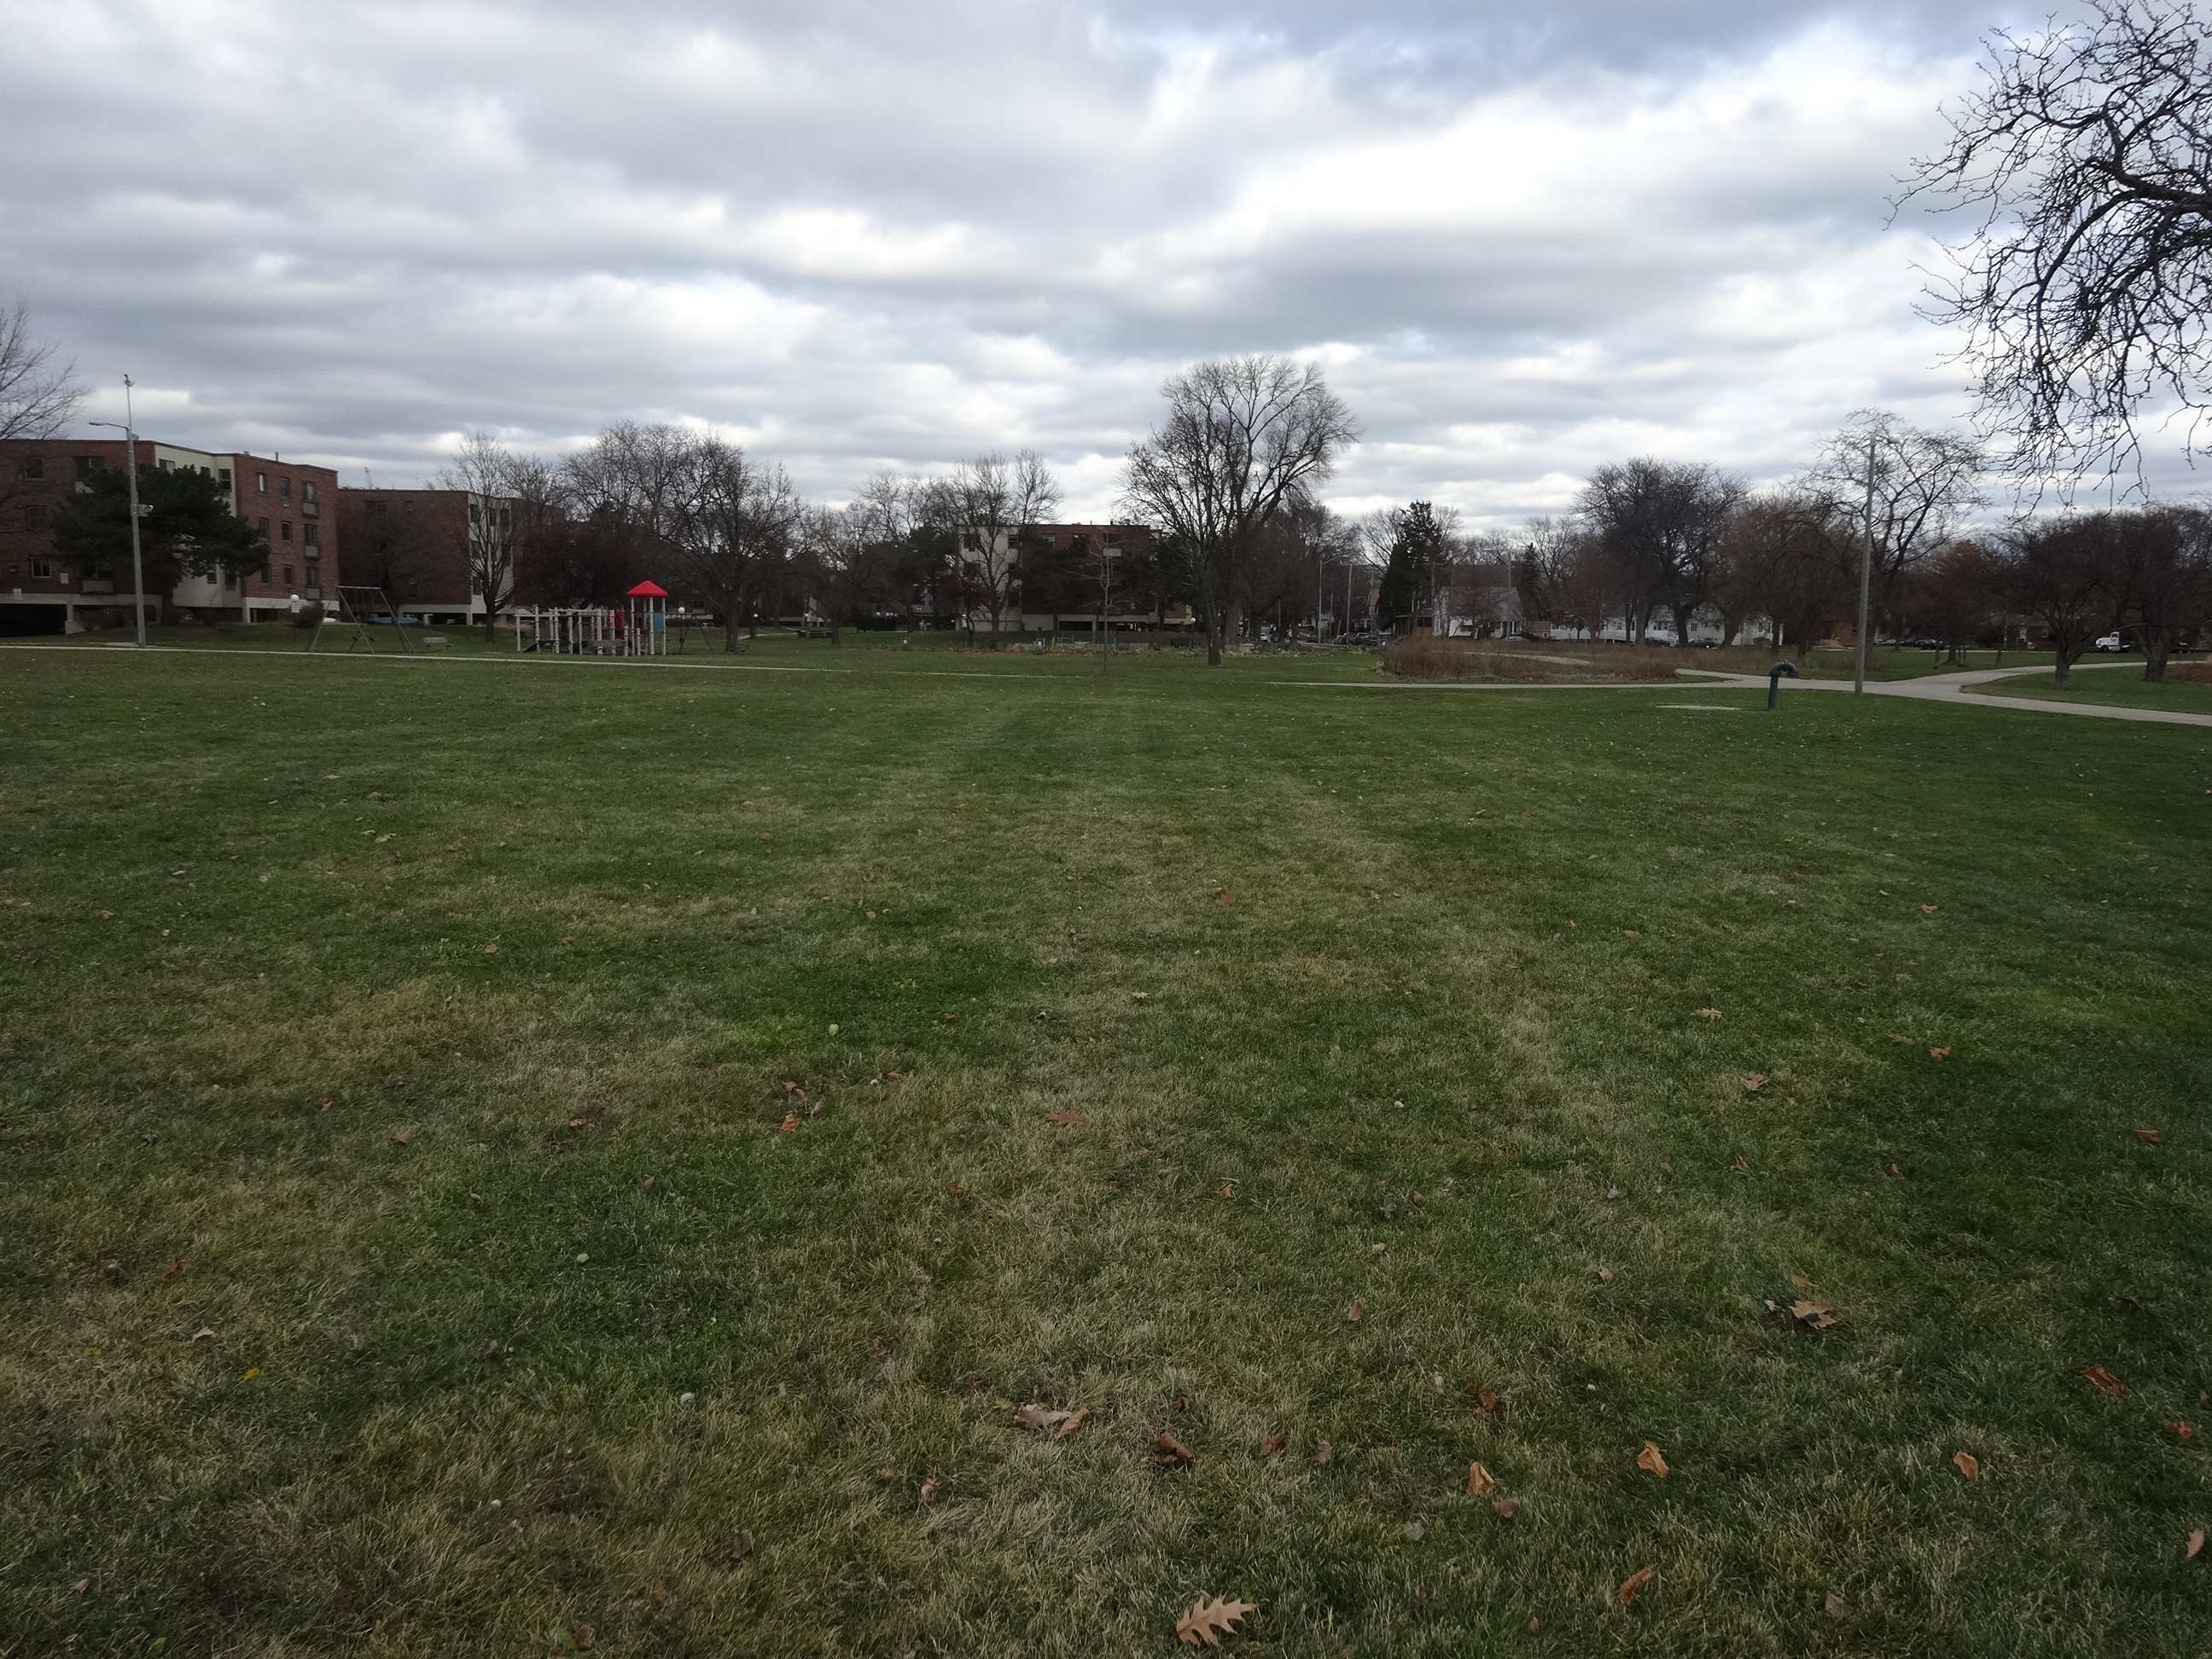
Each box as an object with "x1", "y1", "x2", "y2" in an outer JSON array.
[
  {"x1": 1790, "y1": 1272, "x2": 1814, "y2": 1289},
  {"x1": 1623, "y1": 928, "x2": 1639, "y2": 938},
  {"x1": 946, "y1": 1182, "x2": 963, "y2": 1194},
  {"x1": 1218, "y1": 1183, "x2": 1236, "y2": 1199},
  {"x1": 1743, "y1": 1073, "x2": 1767, "y2": 1092},
  {"x1": 1346, "y1": 1299, "x2": 1364, "y2": 1323},
  {"x1": 1175, "y1": 1595, "x2": 1256, "y2": 1648},
  {"x1": 319, "y1": 1096, "x2": 334, "y2": 1111},
  {"x1": 1216, "y1": 888, "x2": 1234, "y2": 907},
  {"x1": 1695, "y1": 1008, "x2": 1721, "y2": 1019},
  {"x1": 1493, "y1": 1499, "x2": 1520, "y2": 1517},
  {"x1": 1012, "y1": 1404, "x2": 1074, "y2": 1432},
  {"x1": 191, "y1": 1326, "x2": 216, "y2": 1342},
  {"x1": 574, "y1": 1627, "x2": 595, "y2": 1650},
  {"x1": 1618, "y1": 1566, "x2": 1655, "y2": 1606},
  {"x1": 1056, "y1": 1409, "x2": 1088, "y2": 1440},
  {"x1": 1790, "y1": 1299, "x2": 1839, "y2": 1330},
  {"x1": 1929, "y1": 1046, "x2": 1951, "y2": 1061},
  {"x1": 1465, "y1": 1461, "x2": 1497, "y2": 1497},
  {"x1": 1155, "y1": 1432, "x2": 1195, "y2": 1469},
  {"x1": 1597, "y1": 1265, "x2": 1615, "y2": 1283},
  {"x1": 1883, "y1": 1162, "x2": 1903, "y2": 1178},
  {"x1": 1045, "y1": 1109, "x2": 1086, "y2": 1127},
  {"x1": 2188, "y1": 1528, "x2": 2204, "y2": 1560},
  {"x1": 1173, "y1": 1394, "x2": 1190, "y2": 1412},
  {"x1": 1260, "y1": 1429, "x2": 1287, "y2": 1457},
  {"x1": 777, "y1": 1112, "x2": 800, "y2": 1134},
  {"x1": 919, "y1": 1477, "x2": 940, "y2": 1503},
  {"x1": 1953, "y1": 1450, "x2": 1979, "y2": 1480},
  {"x1": 388, "y1": 1130, "x2": 412, "y2": 1146},
  {"x1": 72, "y1": 1579, "x2": 88, "y2": 1593},
  {"x1": 2083, "y1": 1365, "x2": 2127, "y2": 1397},
  {"x1": 482, "y1": 944, "x2": 497, "y2": 954},
  {"x1": 2164, "y1": 1422, "x2": 2194, "y2": 1441},
  {"x1": 1637, "y1": 1441, "x2": 1669, "y2": 1478},
  {"x1": 2136, "y1": 1129, "x2": 2163, "y2": 1144},
  {"x1": 160, "y1": 1257, "x2": 183, "y2": 1284},
  {"x1": 1889, "y1": 1033, "x2": 1908, "y2": 1043},
  {"x1": 1732, "y1": 1155, "x2": 1749, "y2": 1171},
  {"x1": 1470, "y1": 1387, "x2": 1502, "y2": 1417},
  {"x1": 1825, "y1": 1592, "x2": 1849, "y2": 1621},
  {"x1": 1921, "y1": 904, "x2": 1937, "y2": 914},
  {"x1": 1313, "y1": 1439, "x2": 1333, "y2": 1465}
]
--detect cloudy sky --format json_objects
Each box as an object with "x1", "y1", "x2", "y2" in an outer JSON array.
[{"x1": 0, "y1": 1, "x2": 2112, "y2": 521}]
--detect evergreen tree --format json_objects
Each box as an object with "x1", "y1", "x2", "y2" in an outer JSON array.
[{"x1": 50, "y1": 463, "x2": 267, "y2": 594}]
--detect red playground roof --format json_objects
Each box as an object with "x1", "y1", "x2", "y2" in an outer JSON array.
[{"x1": 626, "y1": 580, "x2": 669, "y2": 597}]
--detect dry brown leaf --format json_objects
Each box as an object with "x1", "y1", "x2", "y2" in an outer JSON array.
[
  {"x1": 1825, "y1": 1592, "x2": 1849, "y2": 1621},
  {"x1": 1346, "y1": 1299, "x2": 1364, "y2": 1323},
  {"x1": 1597, "y1": 1265, "x2": 1615, "y2": 1283},
  {"x1": 2136, "y1": 1129, "x2": 2163, "y2": 1144},
  {"x1": 1470, "y1": 1387, "x2": 1502, "y2": 1417},
  {"x1": 1465, "y1": 1461, "x2": 1497, "y2": 1497},
  {"x1": 1493, "y1": 1499, "x2": 1519, "y2": 1518},
  {"x1": 1953, "y1": 1450, "x2": 1979, "y2": 1480},
  {"x1": 1695, "y1": 1008, "x2": 1722, "y2": 1019},
  {"x1": 1045, "y1": 1109, "x2": 1086, "y2": 1127},
  {"x1": 1012, "y1": 1404, "x2": 1073, "y2": 1432},
  {"x1": 160, "y1": 1257, "x2": 183, "y2": 1284},
  {"x1": 1056, "y1": 1409, "x2": 1089, "y2": 1440},
  {"x1": 777, "y1": 1112, "x2": 800, "y2": 1134},
  {"x1": 2187, "y1": 1528, "x2": 2204, "y2": 1560},
  {"x1": 1175, "y1": 1596, "x2": 1256, "y2": 1648},
  {"x1": 2163, "y1": 1421, "x2": 2193, "y2": 1441},
  {"x1": 1260, "y1": 1429, "x2": 1287, "y2": 1457},
  {"x1": 1883, "y1": 1162, "x2": 1904, "y2": 1178},
  {"x1": 1622, "y1": 929, "x2": 1639, "y2": 938},
  {"x1": 1790, "y1": 1272, "x2": 1814, "y2": 1289},
  {"x1": 1742, "y1": 1073, "x2": 1767, "y2": 1092},
  {"x1": 2083, "y1": 1365, "x2": 2127, "y2": 1396},
  {"x1": 1173, "y1": 1394, "x2": 1190, "y2": 1412},
  {"x1": 1790, "y1": 1299, "x2": 1839, "y2": 1330},
  {"x1": 1929, "y1": 1046, "x2": 1951, "y2": 1061},
  {"x1": 1617, "y1": 1566, "x2": 1655, "y2": 1606},
  {"x1": 388, "y1": 1129, "x2": 413, "y2": 1146},
  {"x1": 918, "y1": 1477, "x2": 941, "y2": 1503},
  {"x1": 1313, "y1": 1439, "x2": 1334, "y2": 1465},
  {"x1": 1155, "y1": 1432, "x2": 1195, "y2": 1469},
  {"x1": 1217, "y1": 1182, "x2": 1236, "y2": 1199},
  {"x1": 1732, "y1": 1155, "x2": 1749, "y2": 1171},
  {"x1": 1921, "y1": 903, "x2": 1937, "y2": 914},
  {"x1": 1636, "y1": 1441, "x2": 1669, "y2": 1478}
]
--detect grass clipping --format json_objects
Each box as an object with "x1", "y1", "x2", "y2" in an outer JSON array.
[{"x1": 1381, "y1": 637, "x2": 1768, "y2": 682}]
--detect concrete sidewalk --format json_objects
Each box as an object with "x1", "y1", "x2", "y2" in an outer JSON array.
[{"x1": 1685, "y1": 660, "x2": 2212, "y2": 730}]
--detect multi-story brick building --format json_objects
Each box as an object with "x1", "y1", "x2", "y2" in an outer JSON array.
[
  {"x1": 0, "y1": 437, "x2": 341, "y2": 634},
  {"x1": 334, "y1": 487, "x2": 517, "y2": 626}
]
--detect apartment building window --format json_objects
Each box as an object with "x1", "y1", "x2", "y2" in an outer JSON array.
[
  {"x1": 159, "y1": 458, "x2": 174, "y2": 473},
  {"x1": 18, "y1": 456, "x2": 42, "y2": 480},
  {"x1": 281, "y1": 521, "x2": 292, "y2": 543},
  {"x1": 255, "y1": 471, "x2": 267, "y2": 494},
  {"x1": 23, "y1": 504, "x2": 44, "y2": 531},
  {"x1": 32, "y1": 556, "x2": 53, "y2": 579},
  {"x1": 75, "y1": 456, "x2": 104, "y2": 480},
  {"x1": 364, "y1": 498, "x2": 387, "y2": 516},
  {"x1": 282, "y1": 565, "x2": 294, "y2": 585},
  {"x1": 301, "y1": 481, "x2": 317, "y2": 515},
  {"x1": 218, "y1": 468, "x2": 232, "y2": 487},
  {"x1": 302, "y1": 524, "x2": 319, "y2": 556},
  {"x1": 279, "y1": 477, "x2": 291, "y2": 504},
  {"x1": 305, "y1": 564, "x2": 322, "y2": 591},
  {"x1": 256, "y1": 517, "x2": 270, "y2": 540}
]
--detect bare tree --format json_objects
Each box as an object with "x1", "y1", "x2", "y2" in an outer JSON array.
[
  {"x1": 2002, "y1": 513, "x2": 2134, "y2": 686},
  {"x1": 1711, "y1": 492, "x2": 1854, "y2": 652},
  {"x1": 2117, "y1": 504, "x2": 2211, "y2": 678},
  {"x1": 1121, "y1": 355, "x2": 1358, "y2": 665},
  {"x1": 432, "y1": 433, "x2": 537, "y2": 643},
  {"x1": 672, "y1": 439, "x2": 806, "y2": 651},
  {"x1": 0, "y1": 303, "x2": 84, "y2": 520},
  {"x1": 1805, "y1": 412, "x2": 1984, "y2": 636},
  {"x1": 938, "y1": 450, "x2": 1058, "y2": 637},
  {"x1": 1902, "y1": 2, "x2": 2212, "y2": 486},
  {"x1": 1577, "y1": 458, "x2": 1746, "y2": 642}
]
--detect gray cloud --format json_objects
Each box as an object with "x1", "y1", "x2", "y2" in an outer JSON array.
[{"x1": 6, "y1": 0, "x2": 2163, "y2": 522}]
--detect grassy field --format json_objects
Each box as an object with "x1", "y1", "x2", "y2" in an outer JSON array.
[
  {"x1": 2, "y1": 642, "x2": 2207, "y2": 1657},
  {"x1": 1974, "y1": 665, "x2": 2212, "y2": 715}
]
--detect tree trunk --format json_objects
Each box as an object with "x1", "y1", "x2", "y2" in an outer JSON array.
[
  {"x1": 2143, "y1": 627, "x2": 2173, "y2": 681},
  {"x1": 2053, "y1": 635, "x2": 2081, "y2": 689}
]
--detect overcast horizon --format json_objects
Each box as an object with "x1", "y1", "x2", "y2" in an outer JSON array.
[{"x1": 4, "y1": 0, "x2": 2200, "y2": 523}]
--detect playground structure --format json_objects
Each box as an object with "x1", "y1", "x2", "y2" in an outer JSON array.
[{"x1": 516, "y1": 582, "x2": 672, "y2": 656}]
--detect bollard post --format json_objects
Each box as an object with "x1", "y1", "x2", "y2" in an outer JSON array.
[{"x1": 1767, "y1": 660, "x2": 1799, "y2": 709}]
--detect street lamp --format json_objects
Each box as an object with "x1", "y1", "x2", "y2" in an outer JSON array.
[{"x1": 86, "y1": 375, "x2": 148, "y2": 649}]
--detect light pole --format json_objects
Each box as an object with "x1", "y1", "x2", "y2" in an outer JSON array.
[
  {"x1": 1854, "y1": 429, "x2": 1877, "y2": 696},
  {"x1": 87, "y1": 375, "x2": 149, "y2": 648}
]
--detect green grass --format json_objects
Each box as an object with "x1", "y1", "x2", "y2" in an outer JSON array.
[
  {"x1": 2, "y1": 644, "x2": 2207, "y2": 1656},
  {"x1": 1974, "y1": 665, "x2": 2212, "y2": 714}
]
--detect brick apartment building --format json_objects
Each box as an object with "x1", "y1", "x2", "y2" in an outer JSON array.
[
  {"x1": 335, "y1": 487, "x2": 517, "y2": 626},
  {"x1": 0, "y1": 437, "x2": 341, "y2": 635}
]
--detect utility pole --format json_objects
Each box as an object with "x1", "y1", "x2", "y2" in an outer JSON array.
[
  {"x1": 1099, "y1": 538, "x2": 1117, "y2": 666},
  {"x1": 1854, "y1": 429, "x2": 1877, "y2": 696},
  {"x1": 87, "y1": 375, "x2": 150, "y2": 647}
]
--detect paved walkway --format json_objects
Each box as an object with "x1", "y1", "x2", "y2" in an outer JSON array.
[{"x1": 1685, "y1": 660, "x2": 2212, "y2": 731}]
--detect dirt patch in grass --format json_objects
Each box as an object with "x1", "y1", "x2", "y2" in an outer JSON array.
[{"x1": 1379, "y1": 638, "x2": 1773, "y2": 681}]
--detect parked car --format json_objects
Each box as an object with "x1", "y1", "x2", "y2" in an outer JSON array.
[{"x1": 2094, "y1": 632, "x2": 2125, "y2": 652}]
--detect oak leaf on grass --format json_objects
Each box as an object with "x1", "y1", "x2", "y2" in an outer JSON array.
[
  {"x1": 1347, "y1": 1299, "x2": 1364, "y2": 1323},
  {"x1": 1045, "y1": 1109, "x2": 1086, "y2": 1127},
  {"x1": 2136, "y1": 1129, "x2": 2163, "y2": 1144},
  {"x1": 1493, "y1": 1499, "x2": 1520, "y2": 1517},
  {"x1": 777, "y1": 1112, "x2": 800, "y2": 1134},
  {"x1": 2187, "y1": 1528, "x2": 2204, "y2": 1561},
  {"x1": 1012, "y1": 1404, "x2": 1074, "y2": 1433},
  {"x1": 1953, "y1": 1451, "x2": 1980, "y2": 1480},
  {"x1": 1742, "y1": 1074, "x2": 1767, "y2": 1092},
  {"x1": 388, "y1": 1130, "x2": 413, "y2": 1146},
  {"x1": 919, "y1": 1477, "x2": 941, "y2": 1503},
  {"x1": 1636, "y1": 1441, "x2": 1669, "y2": 1477},
  {"x1": 1260, "y1": 1430, "x2": 1287, "y2": 1457},
  {"x1": 2082, "y1": 1365, "x2": 2127, "y2": 1396},
  {"x1": 1055, "y1": 1410, "x2": 1088, "y2": 1440},
  {"x1": 1176, "y1": 1596, "x2": 1256, "y2": 1648},
  {"x1": 1465, "y1": 1461, "x2": 1497, "y2": 1497},
  {"x1": 1155, "y1": 1432, "x2": 1195, "y2": 1469},
  {"x1": 1617, "y1": 1566, "x2": 1655, "y2": 1606}
]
